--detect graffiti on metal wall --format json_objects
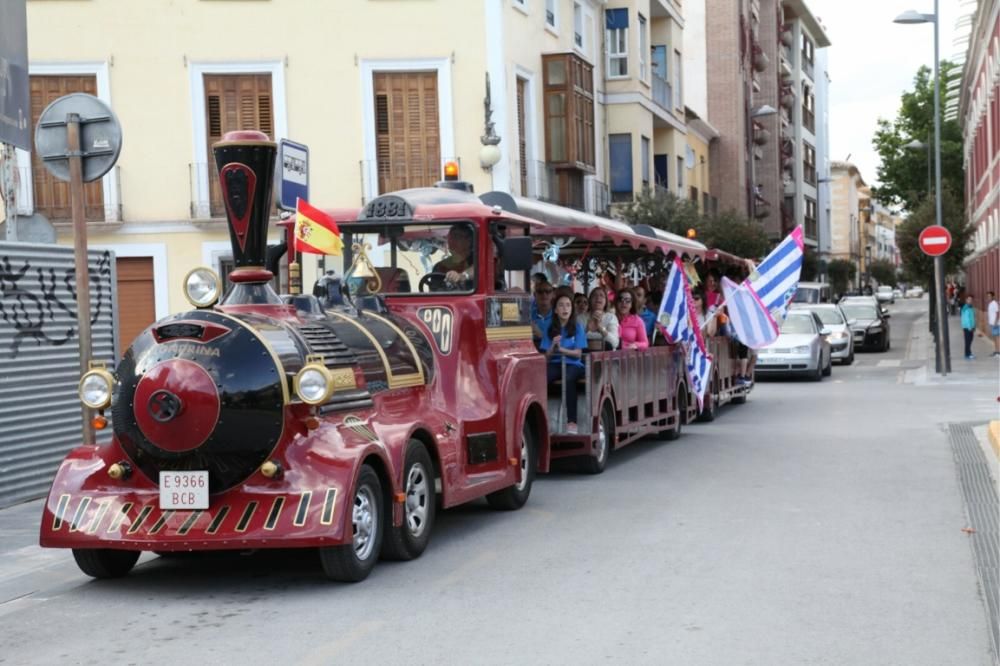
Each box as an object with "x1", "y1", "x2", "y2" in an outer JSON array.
[{"x1": 0, "y1": 251, "x2": 111, "y2": 357}]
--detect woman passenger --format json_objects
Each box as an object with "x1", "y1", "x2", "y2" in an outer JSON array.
[
  {"x1": 615, "y1": 288, "x2": 649, "y2": 350},
  {"x1": 581, "y1": 286, "x2": 620, "y2": 351},
  {"x1": 541, "y1": 292, "x2": 588, "y2": 434}
]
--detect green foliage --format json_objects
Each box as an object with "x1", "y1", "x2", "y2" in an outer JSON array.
[
  {"x1": 619, "y1": 190, "x2": 770, "y2": 259},
  {"x1": 868, "y1": 259, "x2": 898, "y2": 287},
  {"x1": 871, "y1": 62, "x2": 964, "y2": 211},
  {"x1": 618, "y1": 188, "x2": 701, "y2": 237},
  {"x1": 698, "y1": 211, "x2": 772, "y2": 260},
  {"x1": 896, "y1": 186, "x2": 972, "y2": 285},
  {"x1": 827, "y1": 259, "x2": 857, "y2": 296}
]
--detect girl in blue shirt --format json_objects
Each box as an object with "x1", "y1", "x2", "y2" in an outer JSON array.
[{"x1": 540, "y1": 292, "x2": 587, "y2": 433}]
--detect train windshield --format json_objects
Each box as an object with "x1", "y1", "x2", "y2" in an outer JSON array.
[{"x1": 341, "y1": 221, "x2": 478, "y2": 296}]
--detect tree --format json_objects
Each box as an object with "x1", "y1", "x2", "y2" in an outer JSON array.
[
  {"x1": 868, "y1": 259, "x2": 898, "y2": 287},
  {"x1": 827, "y1": 259, "x2": 857, "y2": 297},
  {"x1": 618, "y1": 189, "x2": 701, "y2": 237},
  {"x1": 618, "y1": 190, "x2": 771, "y2": 260},
  {"x1": 871, "y1": 62, "x2": 964, "y2": 212},
  {"x1": 896, "y1": 186, "x2": 972, "y2": 287},
  {"x1": 698, "y1": 211, "x2": 771, "y2": 260}
]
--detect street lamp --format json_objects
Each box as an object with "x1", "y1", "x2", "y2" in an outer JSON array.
[
  {"x1": 904, "y1": 137, "x2": 932, "y2": 200},
  {"x1": 894, "y1": 4, "x2": 951, "y2": 374}
]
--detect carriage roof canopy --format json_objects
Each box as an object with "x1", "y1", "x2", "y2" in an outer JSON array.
[{"x1": 479, "y1": 191, "x2": 707, "y2": 261}]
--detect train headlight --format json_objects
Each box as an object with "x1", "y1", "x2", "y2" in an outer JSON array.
[
  {"x1": 183, "y1": 267, "x2": 221, "y2": 308},
  {"x1": 294, "y1": 362, "x2": 334, "y2": 405},
  {"x1": 79, "y1": 367, "x2": 114, "y2": 409}
]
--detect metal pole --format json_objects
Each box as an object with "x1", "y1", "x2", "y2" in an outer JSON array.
[
  {"x1": 68, "y1": 113, "x2": 95, "y2": 444},
  {"x1": 932, "y1": 0, "x2": 951, "y2": 375}
]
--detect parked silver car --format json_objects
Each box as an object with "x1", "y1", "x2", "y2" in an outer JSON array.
[
  {"x1": 755, "y1": 311, "x2": 832, "y2": 380},
  {"x1": 793, "y1": 303, "x2": 854, "y2": 364}
]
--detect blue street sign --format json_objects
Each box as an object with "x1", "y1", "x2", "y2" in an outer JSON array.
[{"x1": 277, "y1": 139, "x2": 308, "y2": 211}]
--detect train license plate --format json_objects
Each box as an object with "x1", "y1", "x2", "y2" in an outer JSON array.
[{"x1": 159, "y1": 471, "x2": 209, "y2": 510}]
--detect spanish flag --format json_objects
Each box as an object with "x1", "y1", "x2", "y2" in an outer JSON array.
[{"x1": 294, "y1": 198, "x2": 343, "y2": 256}]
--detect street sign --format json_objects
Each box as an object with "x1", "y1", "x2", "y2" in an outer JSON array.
[
  {"x1": 918, "y1": 225, "x2": 952, "y2": 257},
  {"x1": 35, "y1": 93, "x2": 122, "y2": 182},
  {"x1": 277, "y1": 139, "x2": 308, "y2": 211},
  {"x1": 0, "y1": 0, "x2": 30, "y2": 150}
]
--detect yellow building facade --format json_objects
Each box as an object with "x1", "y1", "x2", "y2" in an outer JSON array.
[{"x1": 5, "y1": 0, "x2": 709, "y2": 332}]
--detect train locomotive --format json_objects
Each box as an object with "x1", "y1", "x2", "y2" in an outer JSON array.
[{"x1": 39, "y1": 130, "x2": 548, "y2": 582}]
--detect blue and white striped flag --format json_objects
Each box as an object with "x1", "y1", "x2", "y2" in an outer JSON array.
[
  {"x1": 656, "y1": 258, "x2": 692, "y2": 345},
  {"x1": 687, "y1": 340, "x2": 712, "y2": 409},
  {"x1": 656, "y1": 258, "x2": 713, "y2": 409},
  {"x1": 747, "y1": 226, "x2": 805, "y2": 322},
  {"x1": 720, "y1": 226, "x2": 805, "y2": 349},
  {"x1": 721, "y1": 276, "x2": 779, "y2": 349}
]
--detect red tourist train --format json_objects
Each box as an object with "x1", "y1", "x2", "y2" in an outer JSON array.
[{"x1": 39, "y1": 131, "x2": 753, "y2": 582}]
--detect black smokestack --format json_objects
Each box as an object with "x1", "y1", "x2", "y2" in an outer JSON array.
[{"x1": 213, "y1": 130, "x2": 277, "y2": 285}]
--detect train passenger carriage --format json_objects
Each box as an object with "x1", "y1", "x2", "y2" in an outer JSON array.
[
  {"x1": 694, "y1": 248, "x2": 757, "y2": 421},
  {"x1": 483, "y1": 194, "x2": 706, "y2": 473}
]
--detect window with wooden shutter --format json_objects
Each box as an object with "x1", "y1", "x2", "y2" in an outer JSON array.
[
  {"x1": 29, "y1": 75, "x2": 104, "y2": 221},
  {"x1": 203, "y1": 73, "x2": 274, "y2": 217},
  {"x1": 373, "y1": 72, "x2": 441, "y2": 194}
]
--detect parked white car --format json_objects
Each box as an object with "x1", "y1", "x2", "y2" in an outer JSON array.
[
  {"x1": 905, "y1": 286, "x2": 925, "y2": 298},
  {"x1": 876, "y1": 285, "x2": 895, "y2": 305}
]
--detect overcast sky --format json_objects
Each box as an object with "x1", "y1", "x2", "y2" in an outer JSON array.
[{"x1": 807, "y1": 0, "x2": 969, "y2": 186}]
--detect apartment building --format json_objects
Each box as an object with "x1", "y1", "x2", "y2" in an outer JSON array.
[
  {"x1": 703, "y1": 0, "x2": 828, "y2": 244},
  {"x1": 814, "y1": 43, "x2": 832, "y2": 260},
  {"x1": 3, "y1": 0, "x2": 714, "y2": 332},
  {"x1": 829, "y1": 160, "x2": 866, "y2": 286},
  {"x1": 3, "y1": 0, "x2": 710, "y2": 337},
  {"x1": 602, "y1": 0, "x2": 701, "y2": 209},
  {"x1": 775, "y1": 0, "x2": 830, "y2": 246},
  {"x1": 959, "y1": 0, "x2": 999, "y2": 310}
]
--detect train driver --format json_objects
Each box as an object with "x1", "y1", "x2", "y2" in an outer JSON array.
[{"x1": 433, "y1": 225, "x2": 476, "y2": 288}]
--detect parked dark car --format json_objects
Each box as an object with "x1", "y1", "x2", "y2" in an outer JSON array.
[{"x1": 840, "y1": 300, "x2": 891, "y2": 351}]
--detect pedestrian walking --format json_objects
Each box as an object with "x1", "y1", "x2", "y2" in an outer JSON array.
[
  {"x1": 960, "y1": 294, "x2": 977, "y2": 360},
  {"x1": 947, "y1": 282, "x2": 957, "y2": 315},
  {"x1": 987, "y1": 290, "x2": 999, "y2": 357}
]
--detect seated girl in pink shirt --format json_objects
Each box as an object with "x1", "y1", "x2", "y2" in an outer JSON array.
[{"x1": 615, "y1": 288, "x2": 649, "y2": 350}]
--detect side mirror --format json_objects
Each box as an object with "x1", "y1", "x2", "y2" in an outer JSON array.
[
  {"x1": 847, "y1": 319, "x2": 857, "y2": 326},
  {"x1": 501, "y1": 236, "x2": 533, "y2": 272},
  {"x1": 883, "y1": 312, "x2": 891, "y2": 319},
  {"x1": 819, "y1": 328, "x2": 831, "y2": 337}
]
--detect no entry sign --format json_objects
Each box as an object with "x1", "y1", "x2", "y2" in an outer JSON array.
[{"x1": 918, "y1": 226, "x2": 952, "y2": 257}]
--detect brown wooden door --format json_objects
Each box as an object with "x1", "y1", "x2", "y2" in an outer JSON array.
[
  {"x1": 373, "y1": 72, "x2": 440, "y2": 194},
  {"x1": 29, "y1": 75, "x2": 104, "y2": 221},
  {"x1": 204, "y1": 73, "x2": 274, "y2": 216},
  {"x1": 116, "y1": 257, "x2": 156, "y2": 347}
]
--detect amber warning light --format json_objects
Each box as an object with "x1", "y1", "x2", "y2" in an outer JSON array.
[{"x1": 443, "y1": 161, "x2": 460, "y2": 181}]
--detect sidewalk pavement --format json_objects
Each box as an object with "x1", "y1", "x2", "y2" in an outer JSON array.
[{"x1": 904, "y1": 304, "x2": 1000, "y2": 480}]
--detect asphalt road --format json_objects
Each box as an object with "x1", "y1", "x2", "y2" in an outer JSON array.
[{"x1": 0, "y1": 298, "x2": 995, "y2": 665}]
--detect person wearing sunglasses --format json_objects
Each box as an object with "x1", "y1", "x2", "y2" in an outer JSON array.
[
  {"x1": 531, "y1": 282, "x2": 555, "y2": 345},
  {"x1": 615, "y1": 288, "x2": 649, "y2": 350}
]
